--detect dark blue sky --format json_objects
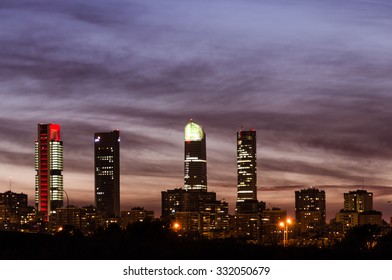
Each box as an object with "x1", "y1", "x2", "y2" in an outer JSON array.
[{"x1": 1, "y1": 0, "x2": 392, "y2": 219}]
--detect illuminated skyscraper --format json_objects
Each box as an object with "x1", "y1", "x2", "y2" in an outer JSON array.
[
  {"x1": 35, "y1": 123, "x2": 63, "y2": 222},
  {"x1": 236, "y1": 129, "x2": 258, "y2": 214},
  {"x1": 184, "y1": 120, "x2": 207, "y2": 191},
  {"x1": 94, "y1": 130, "x2": 120, "y2": 217}
]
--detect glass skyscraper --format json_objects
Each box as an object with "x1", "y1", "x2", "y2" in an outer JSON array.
[
  {"x1": 94, "y1": 130, "x2": 120, "y2": 217},
  {"x1": 184, "y1": 120, "x2": 207, "y2": 191},
  {"x1": 35, "y1": 123, "x2": 63, "y2": 222},
  {"x1": 236, "y1": 129, "x2": 258, "y2": 214}
]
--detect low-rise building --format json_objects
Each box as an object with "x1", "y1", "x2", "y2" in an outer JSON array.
[{"x1": 120, "y1": 208, "x2": 154, "y2": 228}]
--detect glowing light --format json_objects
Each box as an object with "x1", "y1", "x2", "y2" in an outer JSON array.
[
  {"x1": 279, "y1": 218, "x2": 293, "y2": 247},
  {"x1": 172, "y1": 222, "x2": 180, "y2": 231},
  {"x1": 184, "y1": 120, "x2": 204, "y2": 141},
  {"x1": 49, "y1": 124, "x2": 61, "y2": 141}
]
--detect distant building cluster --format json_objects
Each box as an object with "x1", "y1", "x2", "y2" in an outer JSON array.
[
  {"x1": 331, "y1": 190, "x2": 382, "y2": 235},
  {"x1": 159, "y1": 120, "x2": 387, "y2": 245},
  {"x1": 0, "y1": 191, "x2": 34, "y2": 230},
  {"x1": 0, "y1": 121, "x2": 389, "y2": 245},
  {"x1": 0, "y1": 123, "x2": 154, "y2": 234}
]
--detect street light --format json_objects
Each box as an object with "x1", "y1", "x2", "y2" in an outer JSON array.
[
  {"x1": 279, "y1": 218, "x2": 292, "y2": 247},
  {"x1": 172, "y1": 221, "x2": 180, "y2": 232}
]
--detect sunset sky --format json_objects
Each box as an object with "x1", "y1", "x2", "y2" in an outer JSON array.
[{"x1": 1, "y1": 0, "x2": 392, "y2": 219}]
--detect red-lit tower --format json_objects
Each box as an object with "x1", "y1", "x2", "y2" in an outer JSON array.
[{"x1": 35, "y1": 123, "x2": 63, "y2": 222}]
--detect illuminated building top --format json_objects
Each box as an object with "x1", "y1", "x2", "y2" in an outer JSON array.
[
  {"x1": 49, "y1": 124, "x2": 61, "y2": 141},
  {"x1": 184, "y1": 120, "x2": 204, "y2": 142},
  {"x1": 184, "y1": 120, "x2": 207, "y2": 191}
]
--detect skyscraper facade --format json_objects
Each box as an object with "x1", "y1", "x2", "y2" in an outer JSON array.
[
  {"x1": 184, "y1": 120, "x2": 207, "y2": 191},
  {"x1": 344, "y1": 190, "x2": 373, "y2": 213},
  {"x1": 236, "y1": 129, "x2": 258, "y2": 214},
  {"x1": 0, "y1": 191, "x2": 29, "y2": 224},
  {"x1": 335, "y1": 189, "x2": 380, "y2": 232},
  {"x1": 295, "y1": 188, "x2": 326, "y2": 234},
  {"x1": 94, "y1": 130, "x2": 120, "y2": 217},
  {"x1": 161, "y1": 188, "x2": 216, "y2": 219},
  {"x1": 35, "y1": 123, "x2": 63, "y2": 222}
]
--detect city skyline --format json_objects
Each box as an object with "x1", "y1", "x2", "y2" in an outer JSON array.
[
  {"x1": 1, "y1": 121, "x2": 391, "y2": 221},
  {"x1": 1, "y1": 0, "x2": 392, "y2": 219}
]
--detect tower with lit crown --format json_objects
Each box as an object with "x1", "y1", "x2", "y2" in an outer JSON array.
[
  {"x1": 184, "y1": 120, "x2": 207, "y2": 191},
  {"x1": 162, "y1": 121, "x2": 230, "y2": 238},
  {"x1": 35, "y1": 123, "x2": 63, "y2": 222},
  {"x1": 236, "y1": 129, "x2": 258, "y2": 214}
]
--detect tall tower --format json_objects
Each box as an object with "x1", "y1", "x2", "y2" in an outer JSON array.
[
  {"x1": 94, "y1": 130, "x2": 120, "y2": 217},
  {"x1": 184, "y1": 120, "x2": 207, "y2": 191},
  {"x1": 35, "y1": 123, "x2": 63, "y2": 222},
  {"x1": 236, "y1": 129, "x2": 258, "y2": 214}
]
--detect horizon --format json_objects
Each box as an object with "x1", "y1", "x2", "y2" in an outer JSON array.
[{"x1": 3, "y1": 121, "x2": 392, "y2": 221}]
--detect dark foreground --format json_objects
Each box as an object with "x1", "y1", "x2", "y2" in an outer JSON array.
[{"x1": 1, "y1": 222, "x2": 392, "y2": 260}]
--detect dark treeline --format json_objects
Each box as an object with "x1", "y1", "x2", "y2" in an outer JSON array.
[{"x1": 1, "y1": 221, "x2": 392, "y2": 260}]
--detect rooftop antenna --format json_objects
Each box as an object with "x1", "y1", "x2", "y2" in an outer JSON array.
[{"x1": 9, "y1": 176, "x2": 12, "y2": 192}]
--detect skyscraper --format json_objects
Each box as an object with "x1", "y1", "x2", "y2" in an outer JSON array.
[
  {"x1": 162, "y1": 121, "x2": 230, "y2": 239},
  {"x1": 184, "y1": 120, "x2": 207, "y2": 191},
  {"x1": 35, "y1": 123, "x2": 63, "y2": 222},
  {"x1": 94, "y1": 130, "x2": 120, "y2": 217},
  {"x1": 236, "y1": 129, "x2": 258, "y2": 214}
]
